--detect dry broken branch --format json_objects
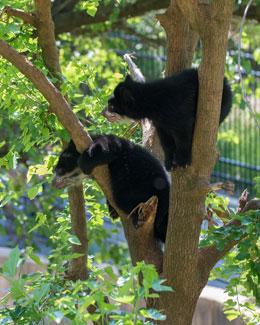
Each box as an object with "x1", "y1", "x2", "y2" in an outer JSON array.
[
  {"x1": 128, "y1": 196, "x2": 158, "y2": 231},
  {"x1": 124, "y1": 196, "x2": 163, "y2": 273}
]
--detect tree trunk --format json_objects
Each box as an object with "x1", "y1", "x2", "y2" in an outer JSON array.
[
  {"x1": 34, "y1": 0, "x2": 88, "y2": 280},
  {"x1": 155, "y1": 1, "x2": 234, "y2": 324}
]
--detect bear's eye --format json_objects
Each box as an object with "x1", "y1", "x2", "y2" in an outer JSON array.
[
  {"x1": 55, "y1": 167, "x2": 65, "y2": 176},
  {"x1": 108, "y1": 102, "x2": 114, "y2": 112}
]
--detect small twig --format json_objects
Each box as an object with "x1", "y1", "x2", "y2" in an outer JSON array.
[
  {"x1": 123, "y1": 54, "x2": 157, "y2": 152},
  {"x1": 1, "y1": 6, "x2": 36, "y2": 26},
  {"x1": 237, "y1": 188, "x2": 249, "y2": 213},
  {"x1": 123, "y1": 53, "x2": 145, "y2": 83},
  {"x1": 210, "y1": 181, "x2": 235, "y2": 195}
]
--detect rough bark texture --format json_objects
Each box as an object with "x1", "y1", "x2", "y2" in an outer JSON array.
[
  {"x1": 157, "y1": 3, "x2": 198, "y2": 76},
  {"x1": 34, "y1": 0, "x2": 61, "y2": 78},
  {"x1": 67, "y1": 185, "x2": 88, "y2": 280},
  {"x1": 155, "y1": 1, "x2": 234, "y2": 324}
]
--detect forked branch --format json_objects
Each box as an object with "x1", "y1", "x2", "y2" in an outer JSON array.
[{"x1": 126, "y1": 196, "x2": 163, "y2": 273}]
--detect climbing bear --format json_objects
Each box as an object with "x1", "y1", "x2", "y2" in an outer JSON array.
[
  {"x1": 53, "y1": 135, "x2": 170, "y2": 243},
  {"x1": 104, "y1": 68, "x2": 232, "y2": 170}
]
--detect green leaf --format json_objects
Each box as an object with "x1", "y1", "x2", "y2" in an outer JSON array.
[
  {"x1": 68, "y1": 235, "x2": 81, "y2": 245},
  {"x1": 112, "y1": 295, "x2": 134, "y2": 304},
  {"x1": 10, "y1": 279, "x2": 26, "y2": 299},
  {"x1": 2, "y1": 246, "x2": 20, "y2": 278},
  {"x1": 87, "y1": 5, "x2": 98, "y2": 17},
  {"x1": 140, "y1": 308, "x2": 166, "y2": 321},
  {"x1": 28, "y1": 212, "x2": 47, "y2": 233},
  {"x1": 26, "y1": 247, "x2": 44, "y2": 266},
  {"x1": 152, "y1": 279, "x2": 174, "y2": 292},
  {"x1": 27, "y1": 184, "x2": 42, "y2": 200},
  {"x1": 224, "y1": 309, "x2": 240, "y2": 321},
  {"x1": 33, "y1": 283, "x2": 50, "y2": 305}
]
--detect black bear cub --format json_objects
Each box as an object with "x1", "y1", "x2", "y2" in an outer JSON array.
[
  {"x1": 53, "y1": 135, "x2": 170, "y2": 243},
  {"x1": 104, "y1": 68, "x2": 232, "y2": 170}
]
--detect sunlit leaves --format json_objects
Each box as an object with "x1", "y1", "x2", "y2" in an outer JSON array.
[
  {"x1": 207, "y1": 209, "x2": 260, "y2": 324},
  {"x1": 0, "y1": 244, "x2": 169, "y2": 324},
  {"x1": 2, "y1": 246, "x2": 20, "y2": 278},
  {"x1": 78, "y1": 0, "x2": 100, "y2": 17}
]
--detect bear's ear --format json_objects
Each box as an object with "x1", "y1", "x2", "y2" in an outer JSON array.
[
  {"x1": 66, "y1": 140, "x2": 79, "y2": 154},
  {"x1": 119, "y1": 87, "x2": 135, "y2": 107},
  {"x1": 125, "y1": 74, "x2": 133, "y2": 83}
]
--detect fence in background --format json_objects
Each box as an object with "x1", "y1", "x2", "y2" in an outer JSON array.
[{"x1": 112, "y1": 33, "x2": 260, "y2": 196}]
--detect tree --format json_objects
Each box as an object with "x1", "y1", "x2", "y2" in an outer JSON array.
[{"x1": 0, "y1": 0, "x2": 259, "y2": 324}]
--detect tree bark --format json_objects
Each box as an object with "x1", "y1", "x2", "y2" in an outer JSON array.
[{"x1": 156, "y1": 1, "x2": 234, "y2": 324}]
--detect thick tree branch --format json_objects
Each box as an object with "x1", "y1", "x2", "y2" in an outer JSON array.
[
  {"x1": 2, "y1": 6, "x2": 36, "y2": 26},
  {"x1": 34, "y1": 0, "x2": 88, "y2": 281},
  {"x1": 53, "y1": 0, "x2": 169, "y2": 34},
  {"x1": 52, "y1": 1, "x2": 259, "y2": 35},
  {"x1": 155, "y1": 3, "x2": 201, "y2": 324},
  {"x1": 157, "y1": 3, "x2": 198, "y2": 76},
  {"x1": 53, "y1": 1, "x2": 260, "y2": 35},
  {"x1": 0, "y1": 39, "x2": 90, "y2": 152},
  {"x1": 126, "y1": 196, "x2": 163, "y2": 272},
  {"x1": 2, "y1": 2, "x2": 259, "y2": 37},
  {"x1": 34, "y1": 0, "x2": 61, "y2": 78}
]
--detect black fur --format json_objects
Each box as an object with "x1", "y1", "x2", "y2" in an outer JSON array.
[
  {"x1": 107, "y1": 68, "x2": 232, "y2": 170},
  {"x1": 54, "y1": 135, "x2": 170, "y2": 243}
]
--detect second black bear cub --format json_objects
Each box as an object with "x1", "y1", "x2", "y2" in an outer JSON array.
[
  {"x1": 53, "y1": 135, "x2": 170, "y2": 243},
  {"x1": 105, "y1": 68, "x2": 232, "y2": 170}
]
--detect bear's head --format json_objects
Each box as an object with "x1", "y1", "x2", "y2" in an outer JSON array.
[
  {"x1": 102, "y1": 75, "x2": 138, "y2": 122},
  {"x1": 52, "y1": 141, "x2": 86, "y2": 189}
]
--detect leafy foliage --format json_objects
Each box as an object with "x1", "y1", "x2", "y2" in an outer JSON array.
[
  {"x1": 201, "y1": 207, "x2": 260, "y2": 325},
  {"x1": 0, "y1": 242, "x2": 171, "y2": 324},
  {"x1": 0, "y1": 0, "x2": 259, "y2": 324}
]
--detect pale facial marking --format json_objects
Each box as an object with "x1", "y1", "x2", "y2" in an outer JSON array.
[{"x1": 52, "y1": 167, "x2": 87, "y2": 189}]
